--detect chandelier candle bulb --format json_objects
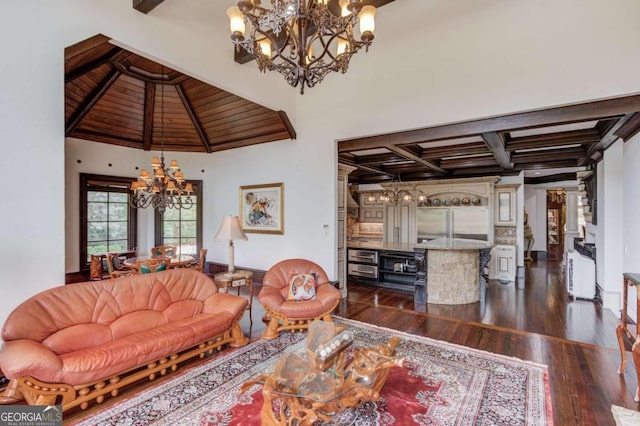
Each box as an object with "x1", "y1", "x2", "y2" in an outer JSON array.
[
  {"x1": 258, "y1": 39, "x2": 271, "y2": 57},
  {"x1": 359, "y1": 5, "x2": 376, "y2": 41},
  {"x1": 226, "y1": 6, "x2": 245, "y2": 40}
]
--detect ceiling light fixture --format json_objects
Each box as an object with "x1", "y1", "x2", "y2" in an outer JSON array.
[
  {"x1": 226, "y1": 0, "x2": 378, "y2": 94},
  {"x1": 130, "y1": 67, "x2": 194, "y2": 214},
  {"x1": 372, "y1": 178, "x2": 426, "y2": 205}
]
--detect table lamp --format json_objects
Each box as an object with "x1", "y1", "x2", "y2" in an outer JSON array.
[{"x1": 214, "y1": 215, "x2": 248, "y2": 274}]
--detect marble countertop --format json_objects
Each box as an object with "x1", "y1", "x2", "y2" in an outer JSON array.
[{"x1": 347, "y1": 238, "x2": 493, "y2": 252}]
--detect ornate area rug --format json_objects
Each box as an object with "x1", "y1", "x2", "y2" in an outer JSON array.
[{"x1": 70, "y1": 318, "x2": 552, "y2": 425}]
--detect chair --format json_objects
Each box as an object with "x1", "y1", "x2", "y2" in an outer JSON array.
[
  {"x1": 137, "y1": 257, "x2": 169, "y2": 274},
  {"x1": 106, "y1": 253, "x2": 137, "y2": 279},
  {"x1": 258, "y1": 259, "x2": 342, "y2": 340},
  {"x1": 150, "y1": 245, "x2": 177, "y2": 257},
  {"x1": 188, "y1": 248, "x2": 207, "y2": 272}
]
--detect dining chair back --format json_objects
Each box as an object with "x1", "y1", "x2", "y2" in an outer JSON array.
[
  {"x1": 138, "y1": 257, "x2": 169, "y2": 274},
  {"x1": 150, "y1": 245, "x2": 177, "y2": 257},
  {"x1": 106, "y1": 253, "x2": 137, "y2": 279},
  {"x1": 192, "y1": 248, "x2": 207, "y2": 272}
]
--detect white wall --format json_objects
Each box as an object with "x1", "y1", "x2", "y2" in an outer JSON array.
[
  {"x1": 598, "y1": 140, "x2": 624, "y2": 312},
  {"x1": 2, "y1": 0, "x2": 640, "y2": 326}
]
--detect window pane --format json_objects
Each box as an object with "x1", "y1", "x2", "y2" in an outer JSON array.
[
  {"x1": 181, "y1": 221, "x2": 196, "y2": 237},
  {"x1": 108, "y1": 240, "x2": 128, "y2": 252},
  {"x1": 88, "y1": 222, "x2": 108, "y2": 241},
  {"x1": 180, "y1": 239, "x2": 197, "y2": 255},
  {"x1": 181, "y1": 206, "x2": 197, "y2": 221},
  {"x1": 87, "y1": 241, "x2": 108, "y2": 258},
  {"x1": 164, "y1": 238, "x2": 180, "y2": 246},
  {"x1": 163, "y1": 207, "x2": 180, "y2": 221},
  {"x1": 109, "y1": 192, "x2": 128, "y2": 203},
  {"x1": 163, "y1": 221, "x2": 180, "y2": 238},
  {"x1": 109, "y1": 221, "x2": 128, "y2": 240},
  {"x1": 88, "y1": 192, "x2": 108, "y2": 202},
  {"x1": 88, "y1": 202, "x2": 108, "y2": 221},
  {"x1": 109, "y1": 203, "x2": 128, "y2": 221}
]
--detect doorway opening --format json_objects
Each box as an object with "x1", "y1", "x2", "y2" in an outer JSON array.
[{"x1": 546, "y1": 189, "x2": 566, "y2": 259}]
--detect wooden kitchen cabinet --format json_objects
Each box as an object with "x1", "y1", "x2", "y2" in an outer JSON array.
[
  {"x1": 489, "y1": 244, "x2": 516, "y2": 281},
  {"x1": 495, "y1": 186, "x2": 516, "y2": 226},
  {"x1": 359, "y1": 191, "x2": 385, "y2": 223}
]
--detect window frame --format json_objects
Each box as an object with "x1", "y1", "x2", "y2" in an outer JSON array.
[
  {"x1": 154, "y1": 180, "x2": 203, "y2": 255},
  {"x1": 79, "y1": 173, "x2": 138, "y2": 271}
]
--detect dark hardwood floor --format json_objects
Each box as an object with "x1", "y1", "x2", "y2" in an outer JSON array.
[{"x1": 63, "y1": 259, "x2": 636, "y2": 424}]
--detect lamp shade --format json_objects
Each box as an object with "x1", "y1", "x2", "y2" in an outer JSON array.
[{"x1": 215, "y1": 216, "x2": 248, "y2": 241}]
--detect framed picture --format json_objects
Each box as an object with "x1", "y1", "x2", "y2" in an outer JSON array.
[{"x1": 239, "y1": 183, "x2": 284, "y2": 234}]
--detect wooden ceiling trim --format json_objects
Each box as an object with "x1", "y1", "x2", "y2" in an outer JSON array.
[
  {"x1": 421, "y1": 142, "x2": 489, "y2": 160},
  {"x1": 385, "y1": 145, "x2": 447, "y2": 174},
  {"x1": 66, "y1": 69, "x2": 121, "y2": 136},
  {"x1": 481, "y1": 132, "x2": 513, "y2": 170},
  {"x1": 525, "y1": 172, "x2": 578, "y2": 184},
  {"x1": 514, "y1": 160, "x2": 578, "y2": 171},
  {"x1": 133, "y1": 0, "x2": 165, "y2": 14},
  {"x1": 143, "y1": 81, "x2": 155, "y2": 150},
  {"x1": 337, "y1": 94, "x2": 640, "y2": 152},
  {"x1": 70, "y1": 130, "x2": 142, "y2": 148},
  {"x1": 336, "y1": 159, "x2": 392, "y2": 178},
  {"x1": 511, "y1": 147, "x2": 585, "y2": 164},
  {"x1": 617, "y1": 112, "x2": 640, "y2": 142},
  {"x1": 584, "y1": 113, "x2": 638, "y2": 163},
  {"x1": 451, "y1": 166, "x2": 505, "y2": 176},
  {"x1": 65, "y1": 48, "x2": 121, "y2": 84},
  {"x1": 355, "y1": 153, "x2": 407, "y2": 165},
  {"x1": 278, "y1": 110, "x2": 297, "y2": 140},
  {"x1": 175, "y1": 84, "x2": 212, "y2": 153},
  {"x1": 506, "y1": 128, "x2": 601, "y2": 151},
  {"x1": 208, "y1": 131, "x2": 294, "y2": 152},
  {"x1": 440, "y1": 156, "x2": 499, "y2": 169}
]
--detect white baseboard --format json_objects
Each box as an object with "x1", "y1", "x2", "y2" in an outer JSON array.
[{"x1": 602, "y1": 290, "x2": 621, "y2": 318}]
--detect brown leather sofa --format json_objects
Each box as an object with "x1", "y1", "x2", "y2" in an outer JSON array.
[
  {"x1": 259, "y1": 258, "x2": 342, "y2": 339},
  {"x1": 0, "y1": 268, "x2": 248, "y2": 411}
]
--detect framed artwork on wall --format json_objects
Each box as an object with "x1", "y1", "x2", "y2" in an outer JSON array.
[{"x1": 239, "y1": 182, "x2": 284, "y2": 234}]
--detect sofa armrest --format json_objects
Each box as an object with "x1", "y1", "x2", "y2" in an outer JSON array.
[
  {"x1": 0, "y1": 340, "x2": 63, "y2": 380},
  {"x1": 257, "y1": 286, "x2": 286, "y2": 311},
  {"x1": 202, "y1": 293, "x2": 248, "y2": 318}
]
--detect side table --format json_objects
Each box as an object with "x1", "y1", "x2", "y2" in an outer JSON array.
[
  {"x1": 616, "y1": 272, "x2": 640, "y2": 401},
  {"x1": 213, "y1": 270, "x2": 253, "y2": 329}
]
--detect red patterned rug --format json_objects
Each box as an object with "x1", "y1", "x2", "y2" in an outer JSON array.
[{"x1": 70, "y1": 318, "x2": 552, "y2": 425}]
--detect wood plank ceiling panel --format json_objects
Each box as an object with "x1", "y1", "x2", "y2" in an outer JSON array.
[{"x1": 65, "y1": 34, "x2": 296, "y2": 153}]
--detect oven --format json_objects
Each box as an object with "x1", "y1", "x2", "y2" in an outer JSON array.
[{"x1": 347, "y1": 249, "x2": 378, "y2": 279}]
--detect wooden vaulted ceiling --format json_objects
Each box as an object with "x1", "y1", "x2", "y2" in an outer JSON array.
[
  {"x1": 339, "y1": 95, "x2": 640, "y2": 184},
  {"x1": 65, "y1": 34, "x2": 296, "y2": 153}
]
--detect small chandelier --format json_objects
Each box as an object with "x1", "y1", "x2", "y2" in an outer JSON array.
[
  {"x1": 130, "y1": 69, "x2": 194, "y2": 214},
  {"x1": 373, "y1": 179, "x2": 426, "y2": 205},
  {"x1": 226, "y1": 0, "x2": 378, "y2": 94}
]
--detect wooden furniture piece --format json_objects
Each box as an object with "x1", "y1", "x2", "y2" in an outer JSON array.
[
  {"x1": 0, "y1": 269, "x2": 249, "y2": 412},
  {"x1": 616, "y1": 272, "x2": 640, "y2": 401},
  {"x1": 137, "y1": 258, "x2": 169, "y2": 274},
  {"x1": 89, "y1": 250, "x2": 136, "y2": 280},
  {"x1": 150, "y1": 245, "x2": 177, "y2": 257},
  {"x1": 105, "y1": 253, "x2": 137, "y2": 279},
  {"x1": 190, "y1": 248, "x2": 208, "y2": 272},
  {"x1": 258, "y1": 259, "x2": 342, "y2": 340},
  {"x1": 239, "y1": 322, "x2": 404, "y2": 425},
  {"x1": 213, "y1": 270, "x2": 253, "y2": 328},
  {"x1": 123, "y1": 254, "x2": 194, "y2": 270}
]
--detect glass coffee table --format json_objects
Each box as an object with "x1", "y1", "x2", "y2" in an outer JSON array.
[{"x1": 239, "y1": 322, "x2": 404, "y2": 425}]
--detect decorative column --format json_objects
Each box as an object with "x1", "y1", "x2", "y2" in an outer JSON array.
[
  {"x1": 414, "y1": 247, "x2": 427, "y2": 308},
  {"x1": 564, "y1": 189, "x2": 581, "y2": 262}
]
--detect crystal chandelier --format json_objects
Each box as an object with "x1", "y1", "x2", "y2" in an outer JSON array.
[
  {"x1": 226, "y1": 0, "x2": 378, "y2": 94},
  {"x1": 130, "y1": 69, "x2": 194, "y2": 214}
]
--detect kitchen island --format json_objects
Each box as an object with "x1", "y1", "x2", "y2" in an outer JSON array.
[
  {"x1": 347, "y1": 238, "x2": 493, "y2": 305},
  {"x1": 418, "y1": 238, "x2": 493, "y2": 305}
]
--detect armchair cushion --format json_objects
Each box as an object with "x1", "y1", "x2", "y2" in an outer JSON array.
[{"x1": 287, "y1": 273, "x2": 317, "y2": 301}]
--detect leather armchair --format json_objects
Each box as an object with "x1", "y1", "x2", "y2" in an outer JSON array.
[{"x1": 258, "y1": 259, "x2": 342, "y2": 339}]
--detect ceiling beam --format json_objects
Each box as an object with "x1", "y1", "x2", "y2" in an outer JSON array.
[
  {"x1": 421, "y1": 142, "x2": 489, "y2": 160},
  {"x1": 338, "y1": 94, "x2": 640, "y2": 152},
  {"x1": 481, "y1": 132, "x2": 513, "y2": 170},
  {"x1": 65, "y1": 48, "x2": 121, "y2": 84},
  {"x1": 506, "y1": 128, "x2": 601, "y2": 151},
  {"x1": 524, "y1": 172, "x2": 578, "y2": 185},
  {"x1": 66, "y1": 69, "x2": 121, "y2": 135},
  {"x1": 142, "y1": 82, "x2": 155, "y2": 151},
  {"x1": 385, "y1": 145, "x2": 447, "y2": 174},
  {"x1": 337, "y1": 158, "x2": 393, "y2": 178},
  {"x1": 175, "y1": 84, "x2": 213, "y2": 153},
  {"x1": 582, "y1": 113, "x2": 638, "y2": 165},
  {"x1": 133, "y1": 0, "x2": 165, "y2": 14},
  {"x1": 617, "y1": 112, "x2": 640, "y2": 142}
]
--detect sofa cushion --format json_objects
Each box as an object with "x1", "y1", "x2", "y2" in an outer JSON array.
[{"x1": 287, "y1": 273, "x2": 317, "y2": 301}]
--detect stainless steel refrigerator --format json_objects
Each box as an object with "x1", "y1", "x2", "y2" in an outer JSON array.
[{"x1": 416, "y1": 206, "x2": 489, "y2": 242}]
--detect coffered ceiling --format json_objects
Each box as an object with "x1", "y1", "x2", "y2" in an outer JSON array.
[{"x1": 338, "y1": 95, "x2": 640, "y2": 184}]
